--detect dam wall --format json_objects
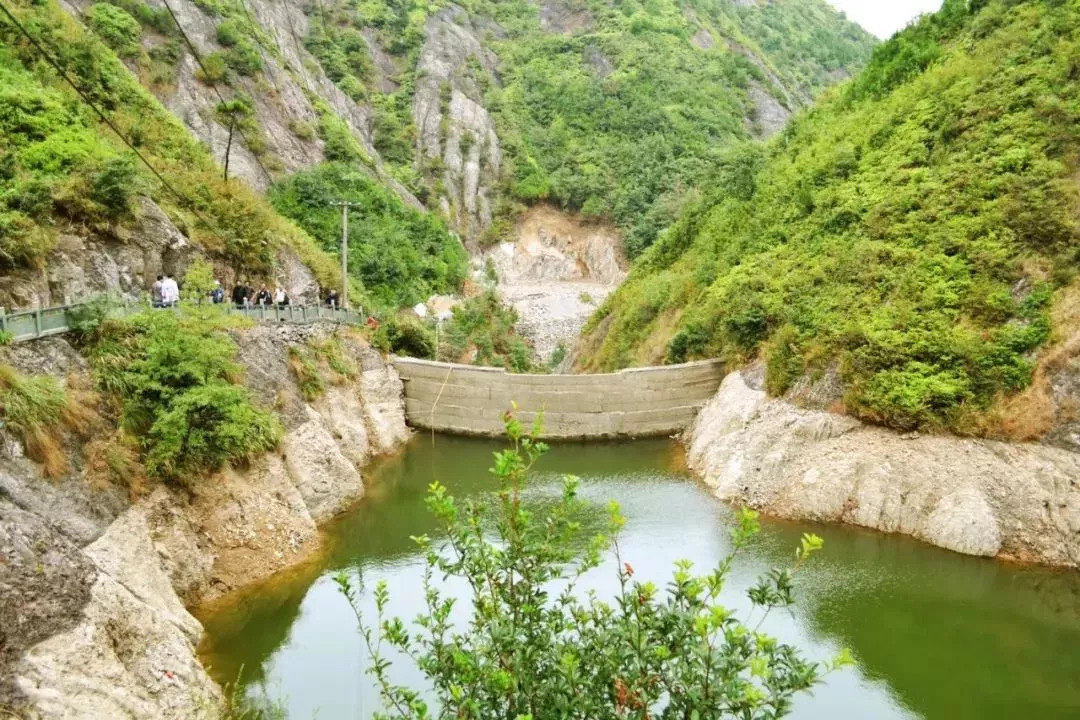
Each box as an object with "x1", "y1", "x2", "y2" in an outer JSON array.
[{"x1": 392, "y1": 358, "x2": 725, "y2": 439}]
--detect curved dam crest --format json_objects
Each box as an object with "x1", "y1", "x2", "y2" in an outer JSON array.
[{"x1": 393, "y1": 358, "x2": 725, "y2": 439}]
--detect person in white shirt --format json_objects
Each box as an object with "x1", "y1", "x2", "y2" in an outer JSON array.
[{"x1": 161, "y1": 274, "x2": 180, "y2": 307}]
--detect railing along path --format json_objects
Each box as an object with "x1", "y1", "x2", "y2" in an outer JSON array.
[{"x1": 0, "y1": 301, "x2": 365, "y2": 343}]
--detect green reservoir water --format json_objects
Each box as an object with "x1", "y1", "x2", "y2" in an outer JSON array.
[{"x1": 198, "y1": 435, "x2": 1080, "y2": 719}]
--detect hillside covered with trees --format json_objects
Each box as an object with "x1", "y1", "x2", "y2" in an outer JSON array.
[
  {"x1": 303, "y1": 0, "x2": 876, "y2": 254},
  {"x1": 0, "y1": 0, "x2": 873, "y2": 317},
  {"x1": 578, "y1": 0, "x2": 1080, "y2": 435}
]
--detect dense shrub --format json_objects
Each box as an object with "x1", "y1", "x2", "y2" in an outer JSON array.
[
  {"x1": 89, "y1": 155, "x2": 138, "y2": 220},
  {"x1": 144, "y1": 383, "x2": 279, "y2": 479},
  {"x1": 582, "y1": 0, "x2": 1080, "y2": 432},
  {"x1": 85, "y1": 3, "x2": 141, "y2": 58},
  {"x1": 443, "y1": 290, "x2": 534, "y2": 371},
  {"x1": 373, "y1": 314, "x2": 436, "y2": 358},
  {"x1": 89, "y1": 310, "x2": 280, "y2": 485}
]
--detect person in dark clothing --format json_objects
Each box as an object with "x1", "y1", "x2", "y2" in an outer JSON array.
[
  {"x1": 255, "y1": 285, "x2": 272, "y2": 306},
  {"x1": 232, "y1": 283, "x2": 249, "y2": 308},
  {"x1": 211, "y1": 281, "x2": 225, "y2": 304},
  {"x1": 325, "y1": 289, "x2": 339, "y2": 308}
]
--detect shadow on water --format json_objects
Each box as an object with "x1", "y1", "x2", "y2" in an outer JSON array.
[{"x1": 197, "y1": 434, "x2": 1080, "y2": 720}]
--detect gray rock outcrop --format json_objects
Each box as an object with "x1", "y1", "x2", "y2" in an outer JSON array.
[
  {"x1": 0, "y1": 198, "x2": 197, "y2": 309},
  {"x1": 413, "y1": 5, "x2": 503, "y2": 238},
  {"x1": 483, "y1": 205, "x2": 626, "y2": 363},
  {"x1": 686, "y1": 371, "x2": 1080, "y2": 567}
]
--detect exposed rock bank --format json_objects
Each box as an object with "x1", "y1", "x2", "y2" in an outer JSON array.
[
  {"x1": 686, "y1": 371, "x2": 1080, "y2": 567},
  {"x1": 0, "y1": 326, "x2": 410, "y2": 718}
]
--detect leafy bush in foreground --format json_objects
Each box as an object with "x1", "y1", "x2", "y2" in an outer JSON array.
[{"x1": 337, "y1": 415, "x2": 848, "y2": 719}]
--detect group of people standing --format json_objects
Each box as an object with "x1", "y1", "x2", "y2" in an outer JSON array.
[
  {"x1": 231, "y1": 283, "x2": 291, "y2": 309},
  {"x1": 151, "y1": 274, "x2": 350, "y2": 311},
  {"x1": 150, "y1": 275, "x2": 180, "y2": 308}
]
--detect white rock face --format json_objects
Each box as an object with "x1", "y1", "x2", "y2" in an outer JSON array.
[
  {"x1": 686, "y1": 372, "x2": 1080, "y2": 566},
  {"x1": 359, "y1": 363, "x2": 412, "y2": 455},
  {"x1": 413, "y1": 5, "x2": 503, "y2": 238},
  {"x1": 15, "y1": 506, "x2": 221, "y2": 719},
  {"x1": 283, "y1": 407, "x2": 367, "y2": 522}
]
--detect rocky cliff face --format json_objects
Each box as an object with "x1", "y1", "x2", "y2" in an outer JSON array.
[
  {"x1": 413, "y1": 5, "x2": 503, "y2": 239},
  {"x1": 0, "y1": 192, "x2": 322, "y2": 311},
  {"x1": 686, "y1": 371, "x2": 1080, "y2": 568},
  {"x1": 0, "y1": 326, "x2": 410, "y2": 718}
]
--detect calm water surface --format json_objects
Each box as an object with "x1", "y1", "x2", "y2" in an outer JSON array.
[{"x1": 198, "y1": 435, "x2": 1080, "y2": 719}]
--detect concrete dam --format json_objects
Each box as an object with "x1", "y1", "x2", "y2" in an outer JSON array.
[{"x1": 392, "y1": 358, "x2": 725, "y2": 439}]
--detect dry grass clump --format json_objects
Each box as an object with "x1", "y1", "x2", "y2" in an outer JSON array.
[
  {"x1": 0, "y1": 365, "x2": 99, "y2": 478},
  {"x1": 85, "y1": 430, "x2": 147, "y2": 499}
]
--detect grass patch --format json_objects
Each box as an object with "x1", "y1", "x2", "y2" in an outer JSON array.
[{"x1": 0, "y1": 365, "x2": 97, "y2": 477}]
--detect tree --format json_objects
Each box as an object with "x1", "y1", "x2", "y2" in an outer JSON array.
[
  {"x1": 337, "y1": 414, "x2": 850, "y2": 719},
  {"x1": 182, "y1": 258, "x2": 217, "y2": 304}
]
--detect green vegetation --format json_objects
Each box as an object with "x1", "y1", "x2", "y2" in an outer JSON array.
[
  {"x1": 0, "y1": 0, "x2": 357, "y2": 296},
  {"x1": 304, "y1": 0, "x2": 874, "y2": 253},
  {"x1": 85, "y1": 3, "x2": 141, "y2": 58},
  {"x1": 337, "y1": 414, "x2": 850, "y2": 718},
  {"x1": 89, "y1": 309, "x2": 280, "y2": 484},
  {"x1": 443, "y1": 290, "x2": 533, "y2": 372},
  {"x1": 581, "y1": 0, "x2": 1080, "y2": 433},
  {"x1": 478, "y1": 0, "x2": 875, "y2": 255},
  {"x1": 269, "y1": 162, "x2": 467, "y2": 308},
  {"x1": 287, "y1": 333, "x2": 358, "y2": 402},
  {"x1": 182, "y1": 258, "x2": 218, "y2": 303}
]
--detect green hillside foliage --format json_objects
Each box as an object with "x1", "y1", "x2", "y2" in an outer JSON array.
[
  {"x1": 482, "y1": 0, "x2": 875, "y2": 255},
  {"x1": 269, "y1": 163, "x2": 468, "y2": 309},
  {"x1": 303, "y1": 0, "x2": 874, "y2": 254},
  {"x1": 0, "y1": 0, "x2": 356, "y2": 297},
  {"x1": 580, "y1": 0, "x2": 1080, "y2": 432}
]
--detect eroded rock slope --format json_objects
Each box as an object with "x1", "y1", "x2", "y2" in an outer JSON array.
[
  {"x1": 0, "y1": 326, "x2": 410, "y2": 718},
  {"x1": 686, "y1": 371, "x2": 1080, "y2": 567}
]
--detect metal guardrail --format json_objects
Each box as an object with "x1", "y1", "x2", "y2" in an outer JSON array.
[{"x1": 0, "y1": 301, "x2": 366, "y2": 343}]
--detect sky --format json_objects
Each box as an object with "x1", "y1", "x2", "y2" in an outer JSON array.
[{"x1": 826, "y1": 1, "x2": 944, "y2": 39}]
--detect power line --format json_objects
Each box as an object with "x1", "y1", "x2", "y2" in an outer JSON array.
[
  {"x1": 158, "y1": 0, "x2": 276, "y2": 187},
  {"x1": 0, "y1": 0, "x2": 232, "y2": 248}
]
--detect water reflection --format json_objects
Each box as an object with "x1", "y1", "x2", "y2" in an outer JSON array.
[{"x1": 198, "y1": 435, "x2": 1080, "y2": 719}]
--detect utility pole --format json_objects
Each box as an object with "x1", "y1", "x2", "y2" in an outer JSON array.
[{"x1": 329, "y1": 200, "x2": 359, "y2": 310}]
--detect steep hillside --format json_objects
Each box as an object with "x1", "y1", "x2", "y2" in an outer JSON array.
[
  {"x1": 578, "y1": 0, "x2": 1080, "y2": 438},
  {"x1": 0, "y1": 0, "x2": 871, "y2": 316},
  {"x1": 0, "y1": 0, "x2": 389, "y2": 309},
  {"x1": 298, "y1": 0, "x2": 875, "y2": 253},
  {"x1": 0, "y1": 0, "x2": 470, "y2": 312}
]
